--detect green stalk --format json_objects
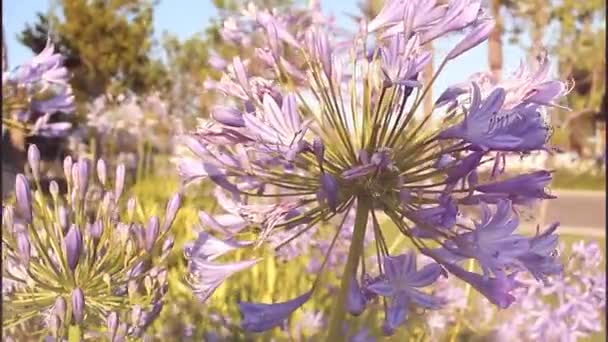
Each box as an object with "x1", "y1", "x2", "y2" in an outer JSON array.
[
  {"x1": 68, "y1": 324, "x2": 82, "y2": 342},
  {"x1": 326, "y1": 196, "x2": 370, "y2": 341}
]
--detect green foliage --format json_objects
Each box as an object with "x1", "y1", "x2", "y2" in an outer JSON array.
[
  {"x1": 504, "y1": 0, "x2": 606, "y2": 113},
  {"x1": 19, "y1": 0, "x2": 170, "y2": 101}
]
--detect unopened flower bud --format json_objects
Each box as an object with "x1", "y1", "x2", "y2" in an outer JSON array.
[
  {"x1": 16, "y1": 231, "x2": 31, "y2": 266},
  {"x1": 318, "y1": 173, "x2": 338, "y2": 211},
  {"x1": 114, "y1": 164, "x2": 126, "y2": 201},
  {"x1": 312, "y1": 138, "x2": 324, "y2": 165},
  {"x1": 101, "y1": 191, "x2": 114, "y2": 214},
  {"x1": 70, "y1": 187, "x2": 77, "y2": 206},
  {"x1": 49, "y1": 180, "x2": 59, "y2": 200},
  {"x1": 107, "y1": 312, "x2": 119, "y2": 342},
  {"x1": 131, "y1": 304, "x2": 142, "y2": 326},
  {"x1": 156, "y1": 269, "x2": 168, "y2": 286},
  {"x1": 53, "y1": 296, "x2": 67, "y2": 323},
  {"x1": 3, "y1": 206, "x2": 14, "y2": 231},
  {"x1": 346, "y1": 275, "x2": 366, "y2": 316},
  {"x1": 141, "y1": 302, "x2": 163, "y2": 329},
  {"x1": 27, "y1": 145, "x2": 41, "y2": 182},
  {"x1": 144, "y1": 275, "x2": 153, "y2": 294},
  {"x1": 63, "y1": 156, "x2": 73, "y2": 187},
  {"x1": 90, "y1": 220, "x2": 103, "y2": 243},
  {"x1": 127, "y1": 197, "x2": 136, "y2": 221},
  {"x1": 161, "y1": 238, "x2": 174, "y2": 257},
  {"x1": 47, "y1": 314, "x2": 60, "y2": 337},
  {"x1": 97, "y1": 159, "x2": 107, "y2": 186},
  {"x1": 71, "y1": 288, "x2": 85, "y2": 323},
  {"x1": 15, "y1": 174, "x2": 32, "y2": 224},
  {"x1": 129, "y1": 261, "x2": 146, "y2": 278},
  {"x1": 144, "y1": 217, "x2": 159, "y2": 252},
  {"x1": 64, "y1": 225, "x2": 83, "y2": 271},
  {"x1": 161, "y1": 193, "x2": 181, "y2": 232},
  {"x1": 76, "y1": 159, "x2": 89, "y2": 199},
  {"x1": 58, "y1": 206, "x2": 69, "y2": 232},
  {"x1": 116, "y1": 323, "x2": 128, "y2": 342}
]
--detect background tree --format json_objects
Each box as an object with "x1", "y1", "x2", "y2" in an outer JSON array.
[
  {"x1": 2, "y1": 25, "x2": 7, "y2": 72},
  {"x1": 503, "y1": 0, "x2": 605, "y2": 155},
  {"x1": 18, "y1": 0, "x2": 169, "y2": 102}
]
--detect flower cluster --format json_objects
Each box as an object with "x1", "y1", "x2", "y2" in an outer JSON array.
[
  {"x1": 77, "y1": 92, "x2": 178, "y2": 173},
  {"x1": 204, "y1": 0, "x2": 337, "y2": 93},
  {"x1": 493, "y1": 241, "x2": 606, "y2": 341},
  {"x1": 178, "y1": 0, "x2": 567, "y2": 337},
  {"x1": 2, "y1": 145, "x2": 181, "y2": 340},
  {"x1": 2, "y1": 39, "x2": 75, "y2": 138}
]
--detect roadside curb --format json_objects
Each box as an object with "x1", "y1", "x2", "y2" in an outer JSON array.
[{"x1": 552, "y1": 189, "x2": 606, "y2": 197}]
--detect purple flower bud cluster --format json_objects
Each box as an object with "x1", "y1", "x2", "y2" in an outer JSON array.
[
  {"x1": 2, "y1": 39, "x2": 74, "y2": 138},
  {"x1": 177, "y1": 0, "x2": 569, "y2": 336},
  {"x1": 2, "y1": 145, "x2": 181, "y2": 340}
]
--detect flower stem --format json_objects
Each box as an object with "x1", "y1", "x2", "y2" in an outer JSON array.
[
  {"x1": 326, "y1": 196, "x2": 370, "y2": 341},
  {"x1": 68, "y1": 324, "x2": 82, "y2": 342}
]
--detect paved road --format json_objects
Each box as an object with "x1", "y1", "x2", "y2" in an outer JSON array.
[{"x1": 544, "y1": 190, "x2": 605, "y2": 229}]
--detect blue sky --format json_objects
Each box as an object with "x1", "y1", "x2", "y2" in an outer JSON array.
[{"x1": 3, "y1": 0, "x2": 527, "y2": 101}]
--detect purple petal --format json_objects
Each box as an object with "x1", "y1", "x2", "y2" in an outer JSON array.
[
  {"x1": 383, "y1": 294, "x2": 409, "y2": 336},
  {"x1": 406, "y1": 288, "x2": 444, "y2": 309},
  {"x1": 188, "y1": 258, "x2": 260, "y2": 303},
  {"x1": 347, "y1": 276, "x2": 367, "y2": 316},
  {"x1": 240, "y1": 290, "x2": 312, "y2": 332},
  {"x1": 367, "y1": 280, "x2": 395, "y2": 297},
  {"x1": 212, "y1": 106, "x2": 245, "y2": 127},
  {"x1": 232, "y1": 57, "x2": 249, "y2": 92},
  {"x1": 408, "y1": 263, "x2": 443, "y2": 287},
  {"x1": 198, "y1": 211, "x2": 247, "y2": 235},
  {"x1": 184, "y1": 231, "x2": 252, "y2": 261},
  {"x1": 440, "y1": 261, "x2": 521, "y2": 309},
  {"x1": 447, "y1": 20, "x2": 495, "y2": 60}
]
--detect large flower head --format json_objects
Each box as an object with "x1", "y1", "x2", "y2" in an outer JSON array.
[{"x1": 178, "y1": 0, "x2": 566, "y2": 336}]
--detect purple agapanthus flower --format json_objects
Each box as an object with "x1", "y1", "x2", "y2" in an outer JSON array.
[
  {"x1": 176, "y1": 0, "x2": 566, "y2": 337},
  {"x1": 368, "y1": 252, "x2": 445, "y2": 335},
  {"x1": 430, "y1": 200, "x2": 531, "y2": 275}
]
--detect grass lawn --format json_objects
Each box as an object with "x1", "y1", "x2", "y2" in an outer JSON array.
[{"x1": 551, "y1": 169, "x2": 606, "y2": 191}]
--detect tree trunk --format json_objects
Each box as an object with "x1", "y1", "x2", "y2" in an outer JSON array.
[
  {"x1": 2, "y1": 24, "x2": 7, "y2": 71},
  {"x1": 488, "y1": 0, "x2": 503, "y2": 80}
]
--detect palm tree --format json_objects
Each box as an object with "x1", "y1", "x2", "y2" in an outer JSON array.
[
  {"x1": 487, "y1": 0, "x2": 504, "y2": 80},
  {"x1": 2, "y1": 25, "x2": 7, "y2": 71}
]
